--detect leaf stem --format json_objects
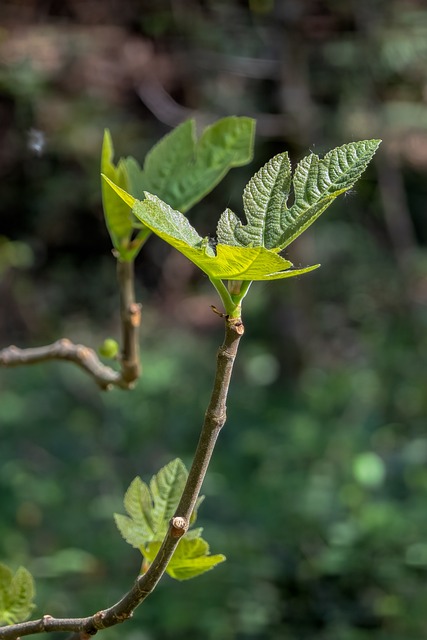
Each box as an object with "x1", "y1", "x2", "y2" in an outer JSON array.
[
  {"x1": 209, "y1": 278, "x2": 241, "y2": 318},
  {"x1": 230, "y1": 280, "x2": 253, "y2": 307}
]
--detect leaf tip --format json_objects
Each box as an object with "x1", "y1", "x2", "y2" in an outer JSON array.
[
  {"x1": 103, "y1": 127, "x2": 112, "y2": 143},
  {"x1": 366, "y1": 138, "x2": 382, "y2": 152},
  {"x1": 143, "y1": 191, "x2": 157, "y2": 202},
  {"x1": 101, "y1": 174, "x2": 137, "y2": 209}
]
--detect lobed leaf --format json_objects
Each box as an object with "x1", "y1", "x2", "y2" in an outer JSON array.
[
  {"x1": 103, "y1": 139, "x2": 380, "y2": 284},
  {"x1": 115, "y1": 460, "x2": 223, "y2": 581},
  {"x1": 101, "y1": 118, "x2": 254, "y2": 260},
  {"x1": 135, "y1": 193, "x2": 319, "y2": 281},
  {"x1": 0, "y1": 564, "x2": 35, "y2": 625},
  {"x1": 101, "y1": 178, "x2": 318, "y2": 281},
  {"x1": 217, "y1": 140, "x2": 381, "y2": 251},
  {"x1": 114, "y1": 459, "x2": 205, "y2": 550}
]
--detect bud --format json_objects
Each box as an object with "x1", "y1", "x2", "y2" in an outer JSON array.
[{"x1": 98, "y1": 338, "x2": 119, "y2": 359}]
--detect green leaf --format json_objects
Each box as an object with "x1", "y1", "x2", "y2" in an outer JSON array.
[
  {"x1": 103, "y1": 140, "x2": 380, "y2": 286},
  {"x1": 144, "y1": 538, "x2": 226, "y2": 581},
  {"x1": 0, "y1": 564, "x2": 36, "y2": 625},
  {"x1": 135, "y1": 193, "x2": 318, "y2": 281},
  {"x1": 101, "y1": 179, "x2": 318, "y2": 281},
  {"x1": 149, "y1": 458, "x2": 188, "y2": 537},
  {"x1": 115, "y1": 461, "x2": 224, "y2": 582},
  {"x1": 101, "y1": 118, "x2": 254, "y2": 260},
  {"x1": 140, "y1": 117, "x2": 255, "y2": 213},
  {"x1": 101, "y1": 130, "x2": 134, "y2": 257},
  {"x1": 115, "y1": 459, "x2": 193, "y2": 548},
  {"x1": 279, "y1": 139, "x2": 381, "y2": 249},
  {"x1": 217, "y1": 140, "x2": 381, "y2": 251}
]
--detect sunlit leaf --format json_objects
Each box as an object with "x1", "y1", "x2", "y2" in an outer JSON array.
[
  {"x1": 0, "y1": 564, "x2": 36, "y2": 625},
  {"x1": 217, "y1": 140, "x2": 381, "y2": 251},
  {"x1": 100, "y1": 130, "x2": 135, "y2": 257},
  {"x1": 144, "y1": 538, "x2": 226, "y2": 581},
  {"x1": 114, "y1": 460, "x2": 222, "y2": 581},
  {"x1": 101, "y1": 179, "x2": 318, "y2": 281},
  {"x1": 103, "y1": 139, "x2": 379, "y2": 289},
  {"x1": 101, "y1": 118, "x2": 255, "y2": 260}
]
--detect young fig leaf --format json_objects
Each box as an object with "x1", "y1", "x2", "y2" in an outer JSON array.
[
  {"x1": 102, "y1": 177, "x2": 318, "y2": 282},
  {"x1": 101, "y1": 118, "x2": 255, "y2": 261},
  {"x1": 0, "y1": 564, "x2": 36, "y2": 625},
  {"x1": 217, "y1": 140, "x2": 381, "y2": 251},
  {"x1": 115, "y1": 460, "x2": 223, "y2": 581},
  {"x1": 114, "y1": 459, "x2": 188, "y2": 548}
]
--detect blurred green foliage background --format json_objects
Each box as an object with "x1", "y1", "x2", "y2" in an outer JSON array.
[{"x1": 2, "y1": 1, "x2": 427, "y2": 638}]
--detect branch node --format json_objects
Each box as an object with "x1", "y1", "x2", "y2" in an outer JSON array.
[
  {"x1": 228, "y1": 318, "x2": 244, "y2": 335},
  {"x1": 128, "y1": 303, "x2": 142, "y2": 328},
  {"x1": 170, "y1": 516, "x2": 188, "y2": 538},
  {"x1": 76, "y1": 346, "x2": 89, "y2": 358},
  {"x1": 92, "y1": 611, "x2": 107, "y2": 630},
  {"x1": 204, "y1": 410, "x2": 226, "y2": 430}
]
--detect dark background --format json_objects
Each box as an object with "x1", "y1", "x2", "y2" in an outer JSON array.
[{"x1": 2, "y1": 1, "x2": 427, "y2": 639}]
